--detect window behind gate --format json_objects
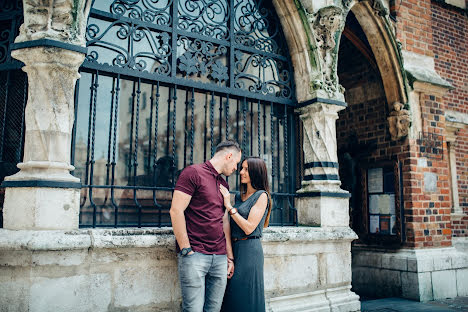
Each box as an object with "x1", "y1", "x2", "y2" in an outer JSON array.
[{"x1": 74, "y1": 0, "x2": 298, "y2": 227}]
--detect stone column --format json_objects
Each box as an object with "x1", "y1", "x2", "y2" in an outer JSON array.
[
  {"x1": 296, "y1": 102, "x2": 350, "y2": 227},
  {"x1": 294, "y1": 3, "x2": 350, "y2": 227},
  {"x1": 2, "y1": 0, "x2": 91, "y2": 230}
]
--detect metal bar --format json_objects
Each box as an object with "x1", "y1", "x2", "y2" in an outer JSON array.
[
  {"x1": 0, "y1": 70, "x2": 10, "y2": 161},
  {"x1": 84, "y1": 73, "x2": 96, "y2": 186},
  {"x1": 89, "y1": 71, "x2": 99, "y2": 227},
  {"x1": 151, "y1": 82, "x2": 162, "y2": 225},
  {"x1": 183, "y1": 89, "x2": 189, "y2": 168},
  {"x1": 128, "y1": 81, "x2": 136, "y2": 184},
  {"x1": 17, "y1": 73, "x2": 27, "y2": 163},
  {"x1": 219, "y1": 94, "x2": 223, "y2": 145},
  {"x1": 263, "y1": 101, "x2": 266, "y2": 156},
  {"x1": 257, "y1": 100, "x2": 261, "y2": 156},
  {"x1": 242, "y1": 97, "x2": 247, "y2": 154},
  {"x1": 250, "y1": 100, "x2": 253, "y2": 154},
  {"x1": 105, "y1": 77, "x2": 116, "y2": 186},
  {"x1": 71, "y1": 78, "x2": 80, "y2": 167},
  {"x1": 203, "y1": 92, "x2": 208, "y2": 161},
  {"x1": 111, "y1": 74, "x2": 121, "y2": 227},
  {"x1": 236, "y1": 98, "x2": 240, "y2": 189},
  {"x1": 225, "y1": 94, "x2": 230, "y2": 140},
  {"x1": 210, "y1": 92, "x2": 215, "y2": 157},
  {"x1": 147, "y1": 89, "x2": 153, "y2": 175},
  {"x1": 133, "y1": 78, "x2": 142, "y2": 227},
  {"x1": 190, "y1": 88, "x2": 194, "y2": 165},
  {"x1": 270, "y1": 102, "x2": 275, "y2": 193},
  {"x1": 171, "y1": 85, "x2": 177, "y2": 186},
  {"x1": 166, "y1": 87, "x2": 171, "y2": 156}
]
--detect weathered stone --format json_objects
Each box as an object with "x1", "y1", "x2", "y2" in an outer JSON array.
[
  {"x1": 29, "y1": 274, "x2": 111, "y2": 312},
  {"x1": 114, "y1": 266, "x2": 179, "y2": 308},
  {"x1": 3, "y1": 187, "x2": 80, "y2": 230},
  {"x1": 432, "y1": 270, "x2": 457, "y2": 300},
  {"x1": 296, "y1": 196, "x2": 350, "y2": 227},
  {"x1": 456, "y1": 269, "x2": 468, "y2": 296},
  {"x1": 424, "y1": 172, "x2": 438, "y2": 192}
]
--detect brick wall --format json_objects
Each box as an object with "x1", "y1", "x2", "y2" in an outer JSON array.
[
  {"x1": 394, "y1": 0, "x2": 434, "y2": 57},
  {"x1": 337, "y1": 0, "x2": 467, "y2": 247},
  {"x1": 431, "y1": 1, "x2": 468, "y2": 237}
]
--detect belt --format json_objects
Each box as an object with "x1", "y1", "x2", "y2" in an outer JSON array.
[{"x1": 233, "y1": 236, "x2": 261, "y2": 242}]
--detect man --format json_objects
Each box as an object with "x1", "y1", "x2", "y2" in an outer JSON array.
[{"x1": 170, "y1": 140, "x2": 242, "y2": 312}]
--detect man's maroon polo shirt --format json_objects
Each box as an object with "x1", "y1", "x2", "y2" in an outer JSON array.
[{"x1": 174, "y1": 161, "x2": 229, "y2": 255}]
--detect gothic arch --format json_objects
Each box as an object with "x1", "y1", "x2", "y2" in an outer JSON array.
[
  {"x1": 347, "y1": 0, "x2": 408, "y2": 107},
  {"x1": 272, "y1": 0, "x2": 320, "y2": 103}
]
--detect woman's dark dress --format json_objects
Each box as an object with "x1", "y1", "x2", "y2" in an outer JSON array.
[{"x1": 222, "y1": 190, "x2": 268, "y2": 312}]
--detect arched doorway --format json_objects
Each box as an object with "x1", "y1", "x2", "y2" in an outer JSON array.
[
  {"x1": 337, "y1": 1, "x2": 408, "y2": 298},
  {"x1": 73, "y1": 0, "x2": 299, "y2": 227}
]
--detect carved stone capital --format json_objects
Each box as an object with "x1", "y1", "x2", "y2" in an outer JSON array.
[
  {"x1": 16, "y1": 0, "x2": 92, "y2": 46},
  {"x1": 304, "y1": 5, "x2": 346, "y2": 101}
]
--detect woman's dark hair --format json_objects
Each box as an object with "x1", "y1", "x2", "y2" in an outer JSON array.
[{"x1": 240, "y1": 157, "x2": 272, "y2": 227}]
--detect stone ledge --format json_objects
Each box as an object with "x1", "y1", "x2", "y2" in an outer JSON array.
[{"x1": 0, "y1": 226, "x2": 358, "y2": 251}]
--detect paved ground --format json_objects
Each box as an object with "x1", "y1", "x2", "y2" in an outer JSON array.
[{"x1": 361, "y1": 297, "x2": 468, "y2": 312}]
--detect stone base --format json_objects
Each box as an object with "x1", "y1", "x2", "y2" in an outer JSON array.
[
  {"x1": 0, "y1": 227, "x2": 359, "y2": 312},
  {"x1": 268, "y1": 286, "x2": 360, "y2": 312},
  {"x1": 352, "y1": 246, "x2": 468, "y2": 302},
  {"x1": 3, "y1": 187, "x2": 80, "y2": 230},
  {"x1": 296, "y1": 195, "x2": 350, "y2": 227}
]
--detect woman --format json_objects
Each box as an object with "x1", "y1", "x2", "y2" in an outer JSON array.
[{"x1": 219, "y1": 157, "x2": 272, "y2": 312}]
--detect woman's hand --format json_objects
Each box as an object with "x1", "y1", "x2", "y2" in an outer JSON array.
[{"x1": 219, "y1": 184, "x2": 231, "y2": 210}]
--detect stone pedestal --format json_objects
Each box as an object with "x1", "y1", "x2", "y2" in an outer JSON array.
[
  {"x1": 2, "y1": 47, "x2": 84, "y2": 230},
  {"x1": 297, "y1": 195, "x2": 350, "y2": 227}
]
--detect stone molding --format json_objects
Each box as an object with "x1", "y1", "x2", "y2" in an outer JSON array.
[{"x1": 0, "y1": 227, "x2": 358, "y2": 251}]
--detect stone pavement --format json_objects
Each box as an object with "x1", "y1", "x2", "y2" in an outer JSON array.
[{"x1": 361, "y1": 297, "x2": 468, "y2": 311}]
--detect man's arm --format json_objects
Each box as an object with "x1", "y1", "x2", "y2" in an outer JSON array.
[
  {"x1": 223, "y1": 209, "x2": 235, "y2": 278},
  {"x1": 170, "y1": 190, "x2": 193, "y2": 253}
]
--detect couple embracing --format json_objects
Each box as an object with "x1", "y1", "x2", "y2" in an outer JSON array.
[{"x1": 170, "y1": 140, "x2": 271, "y2": 312}]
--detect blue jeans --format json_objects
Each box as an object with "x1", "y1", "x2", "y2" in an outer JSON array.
[{"x1": 178, "y1": 252, "x2": 227, "y2": 312}]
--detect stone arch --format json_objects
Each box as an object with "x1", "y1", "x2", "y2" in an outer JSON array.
[
  {"x1": 272, "y1": 0, "x2": 320, "y2": 103},
  {"x1": 347, "y1": 0, "x2": 408, "y2": 107}
]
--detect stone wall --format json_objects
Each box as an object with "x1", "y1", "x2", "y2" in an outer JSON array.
[
  {"x1": 352, "y1": 245, "x2": 468, "y2": 301},
  {"x1": 0, "y1": 227, "x2": 360, "y2": 312},
  {"x1": 431, "y1": 1, "x2": 468, "y2": 238}
]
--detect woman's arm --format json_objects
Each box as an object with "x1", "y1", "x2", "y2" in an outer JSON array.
[{"x1": 220, "y1": 185, "x2": 268, "y2": 235}]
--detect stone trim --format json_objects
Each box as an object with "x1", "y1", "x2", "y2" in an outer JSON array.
[{"x1": 0, "y1": 227, "x2": 358, "y2": 251}]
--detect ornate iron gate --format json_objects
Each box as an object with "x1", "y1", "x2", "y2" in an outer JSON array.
[{"x1": 75, "y1": 0, "x2": 298, "y2": 227}]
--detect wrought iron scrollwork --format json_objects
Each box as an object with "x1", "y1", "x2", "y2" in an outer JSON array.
[
  {"x1": 178, "y1": 0, "x2": 230, "y2": 40},
  {"x1": 177, "y1": 37, "x2": 228, "y2": 83},
  {"x1": 86, "y1": 20, "x2": 171, "y2": 74},
  {"x1": 234, "y1": 52, "x2": 291, "y2": 99},
  {"x1": 234, "y1": 0, "x2": 282, "y2": 54},
  {"x1": 110, "y1": 0, "x2": 172, "y2": 25}
]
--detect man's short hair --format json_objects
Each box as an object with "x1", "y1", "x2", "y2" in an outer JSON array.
[{"x1": 215, "y1": 140, "x2": 241, "y2": 154}]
